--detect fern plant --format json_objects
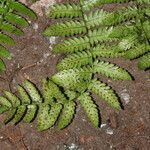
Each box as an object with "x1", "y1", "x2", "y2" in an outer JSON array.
[
  {"x1": 0, "y1": 0, "x2": 36, "y2": 72},
  {"x1": 41, "y1": 0, "x2": 137, "y2": 128},
  {"x1": 0, "y1": 79, "x2": 78, "y2": 131},
  {"x1": 44, "y1": 0, "x2": 150, "y2": 70}
]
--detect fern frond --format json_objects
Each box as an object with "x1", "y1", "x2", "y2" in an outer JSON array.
[
  {"x1": 84, "y1": 9, "x2": 111, "y2": 28},
  {"x1": 57, "y1": 51, "x2": 93, "y2": 71},
  {"x1": 142, "y1": 20, "x2": 150, "y2": 39},
  {"x1": 57, "y1": 101, "x2": 76, "y2": 129},
  {"x1": 0, "y1": 60, "x2": 6, "y2": 72},
  {"x1": 37, "y1": 103, "x2": 62, "y2": 131},
  {"x1": 0, "y1": 96, "x2": 12, "y2": 108},
  {"x1": 0, "y1": 46, "x2": 11, "y2": 59},
  {"x1": 0, "y1": 80, "x2": 75, "y2": 130},
  {"x1": 93, "y1": 61, "x2": 132, "y2": 80},
  {"x1": 43, "y1": 20, "x2": 86, "y2": 37},
  {"x1": 4, "y1": 91, "x2": 21, "y2": 107},
  {"x1": 104, "y1": 7, "x2": 140, "y2": 26},
  {"x1": 65, "y1": 90, "x2": 78, "y2": 100},
  {"x1": 0, "y1": 32, "x2": 15, "y2": 46},
  {"x1": 92, "y1": 45, "x2": 125, "y2": 57},
  {"x1": 51, "y1": 67, "x2": 92, "y2": 91},
  {"x1": 138, "y1": 52, "x2": 150, "y2": 70},
  {"x1": 84, "y1": 7, "x2": 139, "y2": 29},
  {"x1": 0, "y1": 22, "x2": 24, "y2": 36},
  {"x1": 42, "y1": 79, "x2": 54, "y2": 104},
  {"x1": 0, "y1": 0, "x2": 36, "y2": 73},
  {"x1": 9, "y1": 1, "x2": 36, "y2": 19},
  {"x1": 78, "y1": 92, "x2": 99, "y2": 127},
  {"x1": 88, "y1": 27, "x2": 117, "y2": 45},
  {"x1": 53, "y1": 36, "x2": 90, "y2": 54},
  {"x1": 23, "y1": 104, "x2": 38, "y2": 123},
  {"x1": 54, "y1": 27, "x2": 115, "y2": 54},
  {"x1": 88, "y1": 79, "x2": 121, "y2": 110},
  {"x1": 11, "y1": 105, "x2": 27, "y2": 125},
  {"x1": 4, "y1": 12, "x2": 29, "y2": 27},
  {"x1": 23, "y1": 80, "x2": 43, "y2": 103},
  {"x1": 4, "y1": 109, "x2": 17, "y2": 124},
  {"x1": 137, "y1": 0, "x2": 150, "y2": 4},
  {"x1": 17, "y1": 85, "x2": 31, "y2": 104},
  {"x1": 46, "y1": 3, "x2": 82, "y2": 18},
  {"x1": 80, "y1": 0, "x2": 129, "y2": 11},
  {"x1": 47, "y1": 79, "x2": 68, "y2": 104},
  {"x1": 57, "y1": 44, "x2": 125, "y2": 71},
  {"x1": 124, "y1": 44, "x2": 150, "y2": 59}
]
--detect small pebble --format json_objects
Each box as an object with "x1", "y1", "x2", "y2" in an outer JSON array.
[
  {"x1": 33, "y1": 23, "x2": 38, "y2": 30},
  {"x1": 43, "y1": 53, "x2": 50, "y2": 59},
  {"x1": 49, "y1": 36, "x2": 57, "y2": 45},
  {"x1": 106, "y1": 127, "x2": 114, "y2": 135},
  {"x1": 64, "y1": 143, "x2": 79, "y2": 150},
  {"x1": 100, "y1": 123, "x2": 107, "y2": 128},
  {"x1": 120, "y1": 89, "x2": 130, "y2": 104}
]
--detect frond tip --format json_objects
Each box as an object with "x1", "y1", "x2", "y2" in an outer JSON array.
[
  {"x1": 78, "y1": 92, "x2": 99, "y2": 127},
  {"x1": 138, "y1": 53, "x2": 150, "y2": 70},
  {"x1": 88, "y1": 79, "x2": 121, "y2": 110},
  {"x1": 93, "y1": 61, "x2": 132, "y2": 80},
  {"x1": 46, "y1": 3, "x2": 82, "y2": 18}
]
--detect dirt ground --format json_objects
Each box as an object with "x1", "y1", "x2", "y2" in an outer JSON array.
[{"x1": 0, "y1": 0, "x2": 149, "y2": 150}]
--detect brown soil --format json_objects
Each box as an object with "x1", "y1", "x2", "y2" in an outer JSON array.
[{"x1": 0, "y1": 1, "x2": 149, "y2": 150}]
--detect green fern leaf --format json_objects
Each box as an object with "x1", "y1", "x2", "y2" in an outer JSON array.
[
  {"x1": 0, "y1": 96, "x2": 12, "y2": 108},
  {"x1": 46, "y1": 3, "x2": 82, "y2": 18},
  {"x1": 124, "y1": 44, "x2": 149, "y2": 59},
  {"x1": 84, "y1": 7, "x2": 139, "y2": 29},
  {"x1": 9, "y1": 1, "x2": 37, "y2": 19},
  {"x1": 42, "y1": 79, "x2": 54, "y2": 104},
  {"x1": 88, "y1": 79, "x2": 121, "y2": 110},
  {"x1": 78, "y1": 92, "x2": 99, "y2": 127},
  {"x1": 80, "y1": 0, "x2": 101, "y2": 11},
  {"x1": 105, "y1": 7, "x2": 139, "y2": 26},
  {"x1": 0, "y1": 32, "x2": 15, "y2": 46},
  {"x1": 23, "y1": 104, "x2": 38, "y2": 123},
  {"x1": 4, "y1": 12, "x2": 29, "y2": 27},
  {"x1": 93, "y1": 61, "x2": 132, "y2": 80},
  {"x1": 57, "y1": 101, "x2": 76, "y2": 129},
  {"x1": 57, "y1": 51, "x2": 93, "y2": 71},
  {"x1": 137, "y1": 0, "x2": 150, "y2": 4},
  {"x1": 0, "y1": 106, "x2": 10, "y2": 114},
  {"x1": 51, "y1": 67, "x2": 92, "y2": 90},
  {"x1": 0, "y1": 60, "x2": 6, "y2": 72},
  {"x1": 54, "y1": 36, "x2": 90, "y2": 54},
  {"x1": 57, "y1": 45, "x2": 124, "y2": 71},
  {"x1": 65, "y1": 90, "x2": 78, "y2": 100},
  {"x1": 138, "y1": 52, "x2": 150, "y2": 70},
  {"x1": 92, "y1": 45, "x2": 125, "y2": 58},
  {"x1": 37, "y1": 103, "x2": 62, "y2": 131},
  {"x1": 4, "y1": 91, "x2": 21, "y2": 107},
  {"x1": 4, "y1": 108, "x2": 17, "y2": 124},
  {"x1": 54, "y1": 27, "x2": 116, "y2": 54},
  {"x1": 47, "y1": 80, "x2": 67, "y2": 104},
  {"x1": 0, "y1": 46, "x2": 11, "y2": 59},
  {"x1": 84, "y1": 9, "x2": 111, "y2": 28},
  {"x1": 0, "y1": 0, "x2": 36, "y2": 73},
  {"x1": 43, "y1": 20, "x2": 86, "y2": 37},
  {"x1": 0, "y1": 22, "x2": 24, "y2": 36},
  {"x1": 24, "y1": 80, "x2": 43, "y2": 103},
  {"x1": 11, "y1": 105, "x2": 27, "y2": 125},
  {"x1": 17, "y1": 85, "x2": 31, "y2": 104},
  {"x1": 81, "y1": 0, "x2": 130, "y2": 11}
]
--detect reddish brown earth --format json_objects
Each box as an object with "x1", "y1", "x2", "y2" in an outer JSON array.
[{"x1": 0, "y1": 0, "x2": 149, "y2": 150}]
